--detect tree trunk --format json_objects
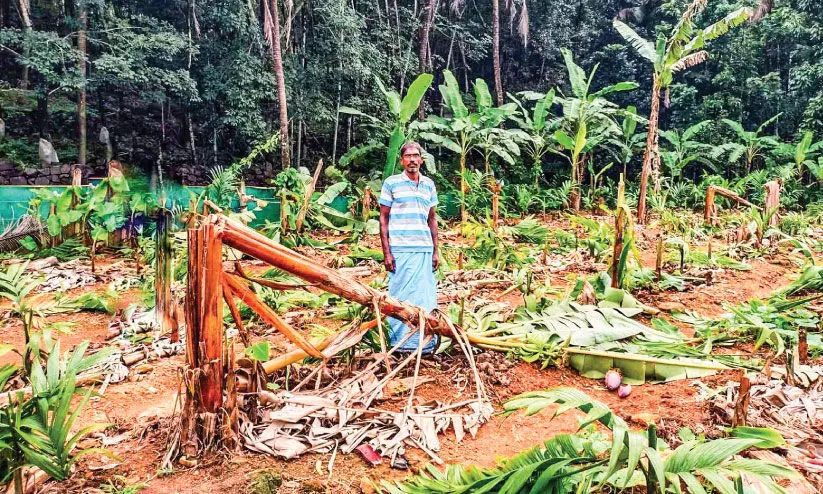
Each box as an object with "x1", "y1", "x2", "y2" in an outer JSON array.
[
  {"x1": 637, "y1": 75, "x2": 660, "y2": 224},
  {"x1": 491, "y1": 0, "x2": 503, "y2": 106},
  {"x1": 1, "y1": 0, "x2": 10, "y2": 31},
  {"x1": 17, "y1": 0, "x2": 32, "y2": 88},
  {"x1": 265, "y1": 0, "x2": 291, "y2": 168},
  {"x1": 417, "y1": 0, "x2": 436, "y2": 119},
  {"x1": 77, "y1": 0, "x2": 88, "y2": 168},
  {"x1": 332, "y1": 60, "x2": 342, "y2": 163},
  {"x1": 156, "y1": 209, "x2": 175, "y2": 339},
  {"x1": 35, "y1": 92, "x2": 49, "y2": 137},
  {"x1": 186, "y1": 110, "x2": 198, "y2": 167}
]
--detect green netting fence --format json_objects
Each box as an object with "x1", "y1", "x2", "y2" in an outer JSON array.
[{"x1": 0, "y1": 185, "x2": 460, "y2": 232}]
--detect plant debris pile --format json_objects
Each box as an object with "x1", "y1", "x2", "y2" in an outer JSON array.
[{"x1": 708, "y1": 370, "x2": 823, "y2": 489}]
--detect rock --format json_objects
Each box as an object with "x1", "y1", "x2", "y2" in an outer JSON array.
[
  {"x1": 34, "y1": 176, "x2": 51, "y2": 185},
  {"x1": 10, "y1": 177, "x2": 27, "y2": 185},
  {"x1": 23, "y1": 167, "x2": 38, "y2": 176},
  {"x1": 247, "y1": 469, "x2": 282, "y2": 494},
  {"x1": 657, "y1": 301, "x2": 686, "y2": 312},
  {"x1": 61, "y1": 164, "x2": 71, "y2": 173},
  {"x1": 0, "y1": 161, "x2": 13, "y2": 171}
]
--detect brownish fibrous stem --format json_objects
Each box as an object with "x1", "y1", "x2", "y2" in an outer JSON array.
[{"x1": 704, "y1": 185, "x2": 760, "y2": 226}]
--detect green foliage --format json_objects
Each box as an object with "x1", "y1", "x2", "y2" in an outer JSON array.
[
  {"x1": 675, "y1": 296, "x2": 822, "y2": 356},
  {"x1": 381, "y1": 388, "x2": 796, "y2": 493},
  {"x1": 245, "y1": 342, "x2": 271, "y2": 362},
  {"x1": 0, "y1": 137, "x2": 38, "y2": 169},
  {"x1": 0, "y1": 338, "x2": 115, "y2": 487},
  {"x1": 659, "y1": 120, "x2": 713, "y2": 180},
  {"x1": 339, "y1": 73, "x2": 433, "y2": 178},
  {"x1": 713, "y1": 116, "x2": 782, "y2": 175}
]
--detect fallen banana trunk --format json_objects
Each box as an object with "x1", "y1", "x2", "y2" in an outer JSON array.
[{"x1": 216, "y1": 215, "x2": 451, "y2": 336}]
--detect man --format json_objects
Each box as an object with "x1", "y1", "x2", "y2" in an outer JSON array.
[{"x1": 378, "y1": 141, "x2": 439, "y2": 352}]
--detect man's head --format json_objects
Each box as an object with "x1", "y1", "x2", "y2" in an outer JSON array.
[{"x1": 399, "y1": 141, "x2": 424, "y2": 175}]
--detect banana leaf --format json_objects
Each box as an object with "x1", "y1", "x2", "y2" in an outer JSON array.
[
  {"x1": 567, "y1": 348, "x2": 728, "y2": 385},
  {"x1": 502, "y1": 302, "x2": 676, "y2": 347}
]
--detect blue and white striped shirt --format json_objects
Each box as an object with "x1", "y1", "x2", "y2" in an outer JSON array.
[{"x1": 378, "y1": 172, "x2": 438, "y2": 252}]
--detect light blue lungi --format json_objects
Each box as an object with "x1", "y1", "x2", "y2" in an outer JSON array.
[{"x1": 387, "y1": 250, "x2": 438, "y2": 353}]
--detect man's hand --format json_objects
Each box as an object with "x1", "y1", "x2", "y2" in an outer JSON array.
[
  {"x1": 384, "y1": 252, "x2": 396, "y2": 273},
  {"x1": 432, "y1": 254, "x2": 439, "y2": 272}
]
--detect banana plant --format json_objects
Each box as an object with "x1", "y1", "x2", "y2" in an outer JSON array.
[
  {"x1": 551, "y1": 49, "x2": 638, "y2": 211},
  {"x1": 417, "y1": 71, "x2": 517, "y2": 230},
  {"x1": 606, "y1": 105, "x2": 647, "y2": 179},
  {"x1": 614, "y1": 1, "x2": 752, "y2": 222},
  {"x1": 509, "y1": 89, "x2": 560, "y2": 187},
  {"x1": 338, "y1": 73, "x2": 433, "y2": 179},
  {"x1": 474, "y1": 125, "x2": 525, "y2": 176},
  {"x1": 380, "y1": 388, "x2": 796, "y2": 493},
  {"x1": 713, "y1": 115, "x2": 781, "y2": 176},
  {"x1": 658, "y1": 120, "x2": 713, "y2": 181},
  {"x1": 775, "y1": 130, "x2": 823, "y2": 181}
]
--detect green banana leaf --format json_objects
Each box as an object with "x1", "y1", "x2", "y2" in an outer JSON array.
[
  {"x1": 502, "y1": 302, "x2": 675, "y2": 347},
  {"x1": 567, "y1": 348, "x2": 728, "y2": 385}
]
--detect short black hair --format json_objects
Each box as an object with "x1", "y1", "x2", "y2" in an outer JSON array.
[{"x1": 400, "y1": 141, "x2": 423, "y2": 156}]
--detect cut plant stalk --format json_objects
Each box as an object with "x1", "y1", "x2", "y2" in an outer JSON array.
[
  {"x1": 180, "y1": 221, "x2": 226, "y2": 458},
  {"x1": 704, "y1": 185, "x2": 760, "y2": 226},
  {"x1": 155, "y1": 208, "x2": 175, "y2": 338},
  {"x1": 609, "y1": 176, "x2": 634, "y2": 289},
  {"x1": 295, "y1": 159, "x2": 323, "y2": 232},
  {"x1": 655, "y1": 234, "x2": 663, "y2": 281},
  {"x1": 176, "y1": 214, "x2": 455, "y2": 459}
]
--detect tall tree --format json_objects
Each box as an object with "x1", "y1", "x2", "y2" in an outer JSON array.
[
  {"x1": 491, "y1": 0, "x2": 503, "y2": 105},
  {"x1": 418, "y1": 0, "x2": 436, "y2": 119},
  {"x1": 16, "y1": 0, "x2": 31, "y2": 88},
  {"x1": 614, "y1": 1, "x2": 751, "y2": 223},
  {"x1": 263, "y1": 0, "x2": 291, "y2": 168},
  {"x1": 77, "y1": 0, "x2": 87, "y2": 168}
]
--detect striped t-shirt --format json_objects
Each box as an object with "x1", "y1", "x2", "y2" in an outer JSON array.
[{"x1": 378, "y1": 172, "x2": 438, "y2": 252}]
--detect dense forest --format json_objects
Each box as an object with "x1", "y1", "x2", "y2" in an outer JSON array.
[{"x1": 1, "y1": 0, "x2": 822, "y2": 207}]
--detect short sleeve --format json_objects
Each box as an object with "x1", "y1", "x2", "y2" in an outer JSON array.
[
  {"x1": 429, "y1": 183, "x2": 439, "y2": 208},
  {"x1": 378, "y1": 180, "x2": 393, "y2": 207}
]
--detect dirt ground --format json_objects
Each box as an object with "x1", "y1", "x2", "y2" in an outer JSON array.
[{"x1": 0, "y1": 214, "x2": 815, "y2": 493}]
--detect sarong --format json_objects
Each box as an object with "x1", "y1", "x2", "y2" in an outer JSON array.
[{"x1": 386, "y1": 250, "x2": 438, "y2": 353}]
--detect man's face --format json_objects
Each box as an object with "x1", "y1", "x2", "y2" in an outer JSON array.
[{"x1": 400, "y1": 147, "x2": 422, "y2": 174}]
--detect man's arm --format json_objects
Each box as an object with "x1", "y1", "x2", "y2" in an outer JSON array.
[
  {"x1": 428, "y1": 207, "x2": 439, "y2": 271},
  {"x1": 379, "y1": 205, "x2": 395, "y2": 272}
]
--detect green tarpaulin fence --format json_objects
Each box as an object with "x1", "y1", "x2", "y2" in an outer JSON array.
[{"x1": 0, "y1": 185, "x2": 459, "y2": 231}]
